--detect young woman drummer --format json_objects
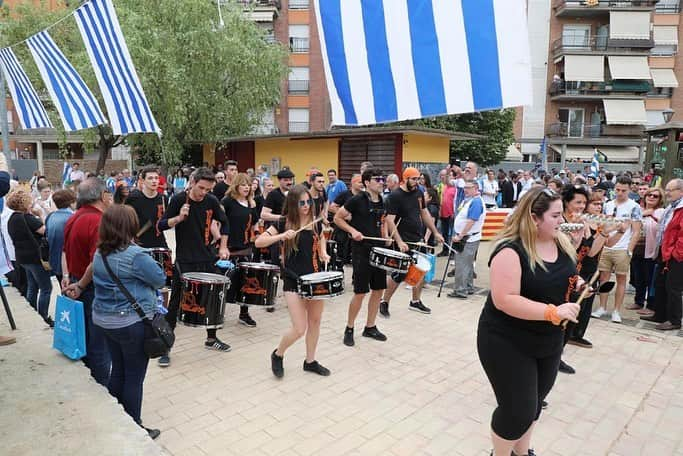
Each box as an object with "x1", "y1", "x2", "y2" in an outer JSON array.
[{"x1": 255, "y1": 184, "x2": 331, "y2": 378}]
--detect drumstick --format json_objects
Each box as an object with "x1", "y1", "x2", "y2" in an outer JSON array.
[
  {"x1": 295, "y1": 216, "x2": 324, "y2": 234},
  {"x1": 363, "y1": 236, "x2": 393, "y2": 242},
  {"x1": 561, "y1": 269, "x2": 600, "y2": 328},
  {"x1": 136, "y1": 220, "x2": 153, "y2": 238},
  {"x1": 388, "y1": 218, "x2": 401, "y2": 240},
  {"x1": 406, "y1": 241, "x2": 436, "y2": 250}
]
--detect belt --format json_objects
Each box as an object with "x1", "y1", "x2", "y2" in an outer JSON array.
[{"x1": 455, "y1": 232, "x2": 479, "y2": 237}]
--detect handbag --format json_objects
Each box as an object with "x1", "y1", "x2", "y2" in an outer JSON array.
[
  {"x1": 101, "y1": 254, "x2": 175, "y2": 358},
  {"x1": 53, "y1": 294, "x2": 87, "y2": 360}
]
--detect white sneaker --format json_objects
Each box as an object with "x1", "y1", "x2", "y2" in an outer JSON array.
[
  {"x1": 591, "y1": 307, "x2": 607, "y2": 318},
  {"x1": 611, "y1": 310, "x2": 622, "y2": 324}
]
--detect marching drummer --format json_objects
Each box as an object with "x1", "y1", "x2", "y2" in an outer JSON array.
[
  {"x1": 158, "y1": 167, "x2": 230, "y2": 367},
  {"x1": 221, "y1": 173, "x2": 259, "y2": 327},
  {"x1": 125, "y1": 165, "x2": 168, "y2": 249},
  {"x1": 254, "y1": 185, "x2": 331, "y2": 378},
  {"x1": 380, "y1": 167, "x2": 444, "y2": 317},
  {"x1": 333, "y1": 167, "x2": 389, "y2": 347}
]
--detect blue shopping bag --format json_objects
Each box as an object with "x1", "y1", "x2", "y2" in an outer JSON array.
[
  {"x1": 53, "y1": 295, "x2": 87, "y2": 360},
  {"x1": 424, "y1": 253, "x2": 437, "y2": 283}
]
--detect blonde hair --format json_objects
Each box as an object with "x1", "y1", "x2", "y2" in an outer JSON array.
[
  {"x1": 6, "y1": 190, "x2": 33, "y2": 213},
  {"x1": 493, "y1": 187, "x2": 576, "y2": 272},
  {"x1": 227, "y1": 173, "x2": 254, "y2": 202}
]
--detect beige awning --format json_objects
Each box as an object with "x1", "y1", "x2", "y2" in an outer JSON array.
[
  {"x1": 603, "y1": 99, "x2": 647, "y2": 125},
  {"x1": 608, "y1": 56, "x2": 651, "y2": 80},
  {"x1": 549, "y1": 145, "x2": 639, "y2": 163},
  {"x1": 564, "y1": 55, "x2": 605, "y2": 82},
  {"x1": 610, "y1": 11, "x2": 652, "y2": 40},
  {"x1": 650, "y1": 68, "x2": 679, "y2": 88},
  {"x1": 653, "y1": 26, "x2": 678, "y2": 45}
]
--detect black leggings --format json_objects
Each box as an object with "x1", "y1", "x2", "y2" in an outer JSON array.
[{"x1": 477, "y1": 326, "x2": 561, "y2": 440}]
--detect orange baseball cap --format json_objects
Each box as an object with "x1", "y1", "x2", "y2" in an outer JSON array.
[{"x1": 402, "y1": 167, "x2": 420, "y2": 180}]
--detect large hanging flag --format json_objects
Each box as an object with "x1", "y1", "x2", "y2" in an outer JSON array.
[
  {"x1": 314, "y1": 0, "x2": 532, "y2": 126},
  {"x1": 27, "y1": 31, "x2": 106, "y2": 132},
  {"x1": 74, "y1": 0, "x2": 160, "y2": 135},
  {"x1": 0, "y1": 48, "x2": 53, "y2": 130}
]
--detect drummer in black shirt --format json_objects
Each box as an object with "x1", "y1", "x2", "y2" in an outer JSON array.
[
  {"x1": 125, "y1": 165, "x2": 168, "y2": 249},
  {"x1": 334, "y1": 167, "x2": 389, "y2": 346},
  {"x1": 261, "y1": 168, "x2": 294, "y2": 225},
  {"x1": 221, "y1": 173, "x2": 259, "y2": 327},
  {"x1": 158, "y1": 168, "x2": 230, "y2": 366},
  {"x1": 380, "y1": 167, "x2": 443, "y2": 317},
  {"x1": 329, "y1": 174, "x2": 363, "y2": 265},
  {"x1": 309, "y1": 172, "x2": 328, "y2": 228}
]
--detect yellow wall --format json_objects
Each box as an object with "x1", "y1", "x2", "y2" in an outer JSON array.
[
  {"x1": 202, "y1": 144, "x2": 214, "y2": 165},
  {"x1": 255, "y1": 138, "x2": 339, "y2": 184},
  {"x1": 402, "y1": 134, "x2": 450, "y2": 163}
]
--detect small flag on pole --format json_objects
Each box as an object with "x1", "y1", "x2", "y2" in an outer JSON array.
[
  {"x1": 62, "y1": 162, "x2": 72, "y2": 188},
  {"x1": 591, "y1": 148, "x2": 600, "y2": 176}
]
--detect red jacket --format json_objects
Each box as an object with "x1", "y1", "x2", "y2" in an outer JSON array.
[
  {"x1": 662, "y1": 204, "x2": 683, "y2": 263},
  {"x1": 63, "y1": 205, "x2": 103, "y2": 278}
]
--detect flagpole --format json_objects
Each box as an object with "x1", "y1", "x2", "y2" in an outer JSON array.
[{"x1": 0, "y1": 70, "x2": 11, "y2": 166}]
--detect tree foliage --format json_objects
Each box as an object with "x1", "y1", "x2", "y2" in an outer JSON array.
[
  {"x1": 0, "y1": 0, "x2": 287, "y2": 168},
  {"x1": 394, "y1": 109, "x2": 516, "y2": 167}
]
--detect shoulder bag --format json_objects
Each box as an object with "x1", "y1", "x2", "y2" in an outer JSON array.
[
  {"x1": 19, "y1": 213, "x2": 51, "y2": 271},
  {"x1": 101, "y1": 254, "x2": 175, "y2": 358}
]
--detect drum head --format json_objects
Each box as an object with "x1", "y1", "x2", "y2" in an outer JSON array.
[
  {"x1": 300, "y1": 271, "x2": 343, "y2": 281},
  {"x1": 238, "y1": 262, "x2": 280, "y2": 272},
  {"x1": 373, "y1": 247, "x2": 410, "y2": 259},
  {"x1": 182, "y1": 272, "x2": 231, "y2": 284}
]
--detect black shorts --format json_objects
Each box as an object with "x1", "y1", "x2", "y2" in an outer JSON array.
[
  {"x1": 283, "y1": 277, "x2": 298, "y2": 293},
  {"x1": 352, "y1": 246, "x2": 386, "y2": 294}
]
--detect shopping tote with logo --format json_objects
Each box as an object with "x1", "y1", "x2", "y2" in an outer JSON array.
[{"x1": 53, "y1": 295, "x2": 86, "y2": 360}]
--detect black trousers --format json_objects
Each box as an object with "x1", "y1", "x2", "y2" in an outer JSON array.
[
  {"x1": 666, "y1": 258, "x2": 683, "y2": 326},
  {"x1": 166, "y1": 262, "x2": 218, "y2": 339},
  {"x1": 650, "y1": 259, "x2": 669, "y2": 323},
  {"x1": 565, "y1": 293, "x2": 594, "y2": 343},
  {"x1": 8, "y1": 261, "x2": 27, "y2": 296},
  {"x1": 477, "y1": 325, "x2": 561, "y2": 440}
]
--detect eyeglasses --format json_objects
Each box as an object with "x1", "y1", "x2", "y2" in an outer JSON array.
[
  {"x1": 371, "y1": 176, "x2": 385, "y2": 183},
  {"x1": 298, "y1": 199, "x2": 312, "y2": 207},
  {"x1": 646, "y1": 194, "x2": 660, "y2": 198}
]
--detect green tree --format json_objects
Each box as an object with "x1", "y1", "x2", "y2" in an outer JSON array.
[
  {"x1": 395, "y1": 109, "x2": 516, "y2": 166},
  {"x1": 0, "y1": 0, "x2": 287, "y2": 170}
]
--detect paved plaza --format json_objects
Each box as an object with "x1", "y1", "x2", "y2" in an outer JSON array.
[{"x1": 2, "y1": 242, "x2": 683, "y2": 455}]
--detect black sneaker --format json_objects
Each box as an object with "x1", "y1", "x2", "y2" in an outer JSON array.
[
  {"x1": 303, "y1": 360, "x2": 330, "y2": 376},
  {"x1": 541, "y1": 400, "x2": 548, "y2": 409},
  {"x1": 362, "y1": 326, "x2": 387, "y2": 341},
  {"x1": 343, "y1": 327, "x2": 355, "y2": 347},
  {"x1": 379, "y1": 301, "x2": 390, "y2": 318},
  {"x1": 409, "y1": 300, "x2": 431, "y2": 314},
  {"x1": 266, "y1": 307, "x2": 275, "y2": 313},
  {"x1": 447, "y1": 290, "x2": 468, "y2": 299},
  {"x1": 447, "y1": 269, "x2": 455, "y2": 277},
  {"x1": 44, "y1": 316, "x2": 55, "y2": 328},
  {"x1": 271, "y1": 349, "x2": 284, "y2": 378},
  {"x1": 567, "y1": 337, "x2": 593, "y2": 349},
  {"x1": 205, "y1": 338, "x2": 231, "y2": 352},
  {"x1": 158, "y1": 354, "x2": 170, "y2": 367},
  {"x1": 438, "y1": 250, "x2": 449, "y2": 257},
  {"x1": 558, "y1": 359, "x2": 575, "y2": 374},
  {"x1": 239, "y1": 313, "x2": 257, "y2": 327},
  {"x1": 144, "y1": 427, "x2": 161, "y2": 440}
]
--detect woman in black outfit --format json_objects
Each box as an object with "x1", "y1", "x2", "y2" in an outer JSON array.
[
  {"x1": 255, "y1": 185, "x2": 331, "y2": 379},
  {"x1": 6, "y1": 190, "x2": 54, "y2": 326},
  {"x1": 222, "y1": 173, "x2": 259, "y2": 327},
  {"x1": 477, "y1": 187, "x2": 581, "y2": 456}
]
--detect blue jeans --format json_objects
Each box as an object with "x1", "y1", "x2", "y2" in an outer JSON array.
[
  {"x1": 23, "y1": 263, "x2": 52, "y2": 320},
  {"x1": 73, "y1": 277, "x2": 111, "y2": 387},
  {"x1": 100, "y1": 321, "x2": 149, "y2": 425},
  {"x1": 439, "y1": 217, "x2": 453, "y2": 246}
]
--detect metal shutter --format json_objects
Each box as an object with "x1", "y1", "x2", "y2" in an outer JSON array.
[{"x1": 338, "y1": 137, "x2": 397, "y2": 183}]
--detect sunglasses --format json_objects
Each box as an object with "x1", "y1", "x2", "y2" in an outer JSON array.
[
  {"x1": 532, "y1": 188, "x2": 557, "y2": 205},
  {"x1": 298, "y1": 199, "x2": 312, "y2": 207},
  {"x1": 646, "y1": 194, "x2": 660, "y2": 198},
  {"x1": 371, "y1": 176, "x2": 385, "y2": 183}
]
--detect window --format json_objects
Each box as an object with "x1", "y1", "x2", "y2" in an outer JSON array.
[
  {"x1": 288, "y1": 108, "x2": 309, "y2": 133},
  {"x1": 656, "y1": 0, "x2": 680, "y2": 13},
  {"x1": 288, "y1": 0, "x2": 309, "y2": 9},
  {"x1": 562, "y1": 24, "x2": 591, "y2": 49},
  {"x1": 558, "y1": 108, "x2": 585, "y2": 138},
  {"x1": 651, "y1": 45, "x2": 677, "y2": 56},
  {"x1": 647, "y1": 87, "x2": 674, "y2": 98},
  {"x1": 288, "y1": 67, "x2": 309, "y2": 94},
  {"x1": 289, "y1": 25, "x2": 309, "y2": 53}
]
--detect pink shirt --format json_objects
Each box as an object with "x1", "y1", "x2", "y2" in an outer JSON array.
[
  {"x1": 644, "y1": 208, "x2": 665, "y2": 259},
  {"x1": 440, "y1": 185, "x2": 456, "y2": 218}
]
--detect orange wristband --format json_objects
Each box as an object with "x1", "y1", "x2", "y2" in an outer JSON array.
[{"x1": 544, "y1": 304, "x2": 562, "y2": 326}]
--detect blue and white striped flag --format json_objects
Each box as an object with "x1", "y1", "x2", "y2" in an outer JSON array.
[
  {"x1": 591, "y1": 148, "x2": 600, "y2": 176},
  {"x1": 314, "y1": 0, "x2": 532, "y2": 126},
  {"x1": 74, "y1": 0, "x2": 160, "y2": 136},
  {"x1": 0, "y1": 48, "x2": 53, "y2": 130},
  {"x1": 61, "y1": 162, "x2": 72, "y2": 187},
  {"x1": 27, "y1": 31, "x2": 106, "y2": 132}
]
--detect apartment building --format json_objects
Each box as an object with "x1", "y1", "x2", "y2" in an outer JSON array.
[{"x1": 515, "y1": 0, "x2": 681, "y2": 169}]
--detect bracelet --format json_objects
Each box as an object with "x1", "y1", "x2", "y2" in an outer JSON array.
[{"x1": 544, "y1": 304, "x2": 562, "y2": 326}]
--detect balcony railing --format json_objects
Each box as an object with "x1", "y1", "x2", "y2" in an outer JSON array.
[
  {"x1": 655, "y1": 2, "x2": 681, "y2": 13},
  {"x1": 289, "y1": 37, "x2": 309, "y2": 53},
  {"x1": 548, "y1": 122, "x2": 645, "y2": 138},
  {"x1": 288, "y1": 79, "x2": 310, "y2": 94},
  {"x1": 235, "y1": 0, "x2": 281, "y2": 8},
  {"x1": 288, "y1": 0, "x2": 309, "y2": 9},
  {"x1": 552, "y1": 36, "x2": 653, "y2": 57},
  {"x1": 549, "y1": 81, "x2": 651, "y2": 98},
  {"x1": 554, "y1": 0, "x2": 659, "y2": 12},
  {"x1": 288, "y1": 121, "x2": 309, "y2": 133}
]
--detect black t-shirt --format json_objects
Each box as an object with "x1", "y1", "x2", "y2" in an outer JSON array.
[
  {"x1": 577, "y1": 229, "x2": 599, "y2": 279},
  {"x1": 311, "y1": 189, "x2": 327, "y2": 217},
  {"x1": 254, "y1": 194, "x2": 265, "y2": 221},
  {"x1": 161, "y1": 191, "x2": 228, "y2": 264},
  {"x1": 479, "y1": 241, "x2": 578, "y2": 357},
  {"x1": 125, "y1": 189, "x2": 168, "y2": 248},
  {"x1": 344, "y1": 192, "x2": 386, "y2": 248},
  {"x1": 333, "y1": 190, "x2": 354, "y2": 208},
  {"x1": 275, "y1": 219, "x2": 318, "y2": 277},
  {"x1": 212, "y1": 181, "x2": 229, "y2": 201},
  {"x1": 221, "y1": 196, "x2": 258, "y2": 251},
  {"x1": 386, "y1": 187, "x2": 425, "y2": 242},
  {"x1": 8, "y1": 212, "x2": 43, "y2": 264},
  {"x1": 264, "y1": 188, "x2": 287, "y2": 216}
]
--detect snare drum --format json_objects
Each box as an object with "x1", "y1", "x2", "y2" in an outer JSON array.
[
  {"x1": 149, "y1": 248, "x2": 173, "y2": 286},
  {"x1": 369, "y1": 247, "x2": 413, "y2": 273},
  {"x1": 298, "y1": 271, "x2": 344, "y2": 299},
  {"x1": 180, "y1": 272, "x2": 230, "y2": 328},
  {"x1": 404, "y1": 251, "x2": 433, "y2": 287},
  {"x1": 233, "y1": 262, "x2": 280, "y2": 307}
]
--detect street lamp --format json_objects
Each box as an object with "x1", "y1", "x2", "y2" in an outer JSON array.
[{"x1": 663, "y1": 108, "x2": 675, "y2": 124}]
